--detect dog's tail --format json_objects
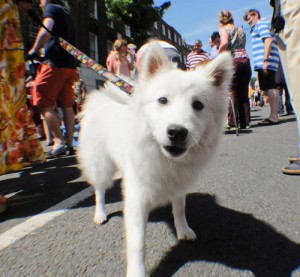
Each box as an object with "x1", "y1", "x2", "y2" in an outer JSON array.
[{"x1": 78, "y1": 82, "x2": 131, "y2": 119}]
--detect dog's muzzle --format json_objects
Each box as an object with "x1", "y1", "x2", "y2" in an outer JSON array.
[{"x1": 164, "y1": 125, "x2": 188, "y2": 157}]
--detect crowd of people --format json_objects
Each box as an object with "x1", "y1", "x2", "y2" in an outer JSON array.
[{"x1": 0, "y1": 0, "x2": 299, "y2": 212}]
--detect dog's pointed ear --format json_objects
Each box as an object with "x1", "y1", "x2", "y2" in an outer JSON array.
[
  {"x1": 139, "y1": 41, "x2": 171, "y2": 79},
  {"x1": 198, "y1": 52, "x2": 234, "y2": 88}
]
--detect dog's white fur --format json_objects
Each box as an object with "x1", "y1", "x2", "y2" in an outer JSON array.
[{"x1": 77, "y1": 41, "x2": 233, "y2": 277}]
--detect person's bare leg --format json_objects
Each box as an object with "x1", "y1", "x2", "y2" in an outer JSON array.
[
  {"x1": 62, "y1": 107, "x2": 75, "y2": 147},
  {"x1": 267, "y1": 88, "x2": 279, "y2": 122},
  {"x1": 42, "y1": 116, "x2": 53, "y2": 145},
  {"x1": 39, "y1": 107, "x2": 65, "y2": 148}
]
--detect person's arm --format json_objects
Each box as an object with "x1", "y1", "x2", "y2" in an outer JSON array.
[
  {"x1": 262, "y1": 37, "x2": 272, "y2": 71},
  {"x1": 127, "y1": 55, "x2": 135, "y2": 71},
  {"x1": 106, "y1": 53, "x2": 113, "y2": 72},
  {"x1": 218, "y1": 26, "x2": 229, "y2": 53},
  {"x1": 28, "y1": 18, "x2": 54, "y2": 55},
  {"x1": 186, "y1": 55, "x2": 191, "y2": 71}
]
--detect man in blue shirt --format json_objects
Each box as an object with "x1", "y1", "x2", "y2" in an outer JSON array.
[{"x1": 244, "y1": 9, "x2": 280, "y2": 125}]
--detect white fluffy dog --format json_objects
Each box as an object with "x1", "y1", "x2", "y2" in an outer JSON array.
[{"x1": 77, "y1": 41, "x2": 233, "y2": 277}]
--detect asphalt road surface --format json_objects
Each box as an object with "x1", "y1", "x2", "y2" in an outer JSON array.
[{"x1": 1, "y1": 106, "x2": 299, "y2": 277}]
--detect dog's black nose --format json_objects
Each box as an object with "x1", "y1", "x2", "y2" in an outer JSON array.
[{"x1": 167, "y1": 125, "x2": 188, "y2": 144}]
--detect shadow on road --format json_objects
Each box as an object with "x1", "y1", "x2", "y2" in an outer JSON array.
[
  {"x1": 0, "y1": 156, "x2": 88, "y2": 222},
  {"x1": 149, "y1": 193, "x2": 300, "y2": 277}
]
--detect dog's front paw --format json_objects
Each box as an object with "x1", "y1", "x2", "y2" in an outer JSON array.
[
  {"x1": 94, "y1": 212, "x2": 107, "y2": 224},
  {"x1": 177, "y1": 227, "x2": 197, "y2": 240},
  {"x1": 126, "y1": 264, "x2": 146, "y2": 277}
]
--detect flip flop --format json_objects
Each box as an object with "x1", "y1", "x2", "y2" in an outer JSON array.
[
  {"x1": 258, "y1": 118, "x2": 280, "y2": 126},
  {"x1": 289, "y1": 153, "x2": 300, "y2": 162},
  {"x1": 45, "y1": 144, "x2": 68, "y2": 158},
  {"x1": 282, "y1": 160, "x2": 300, "y2": 175}
]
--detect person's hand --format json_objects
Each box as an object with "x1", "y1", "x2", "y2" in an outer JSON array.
[{"x1": 263, "y1": 60, "x2": 268, "y2": 75}]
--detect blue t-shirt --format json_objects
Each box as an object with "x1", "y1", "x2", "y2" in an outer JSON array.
[
  {"x1": 251, "y1": 18, "x2": 279, "y2": 71},
  {"x1": 43, "y1": 4, "x2": 77, "y2": 68}
]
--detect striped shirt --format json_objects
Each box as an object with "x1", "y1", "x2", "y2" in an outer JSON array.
[
  {"x1": 251, "y1": 18, "x2": 279, "y2": 71},
  {"x1": 186, "y1": 50, "x2": 210, "y2": 70}
]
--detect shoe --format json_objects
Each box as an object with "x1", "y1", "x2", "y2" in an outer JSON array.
[
  {"x1": 67, "y1": 146, "x2": 76, "y2": 156},
  {"x1": 282, "y1": 160, "x2": 300, "y2": 175},
  {"x1": 289, "y1": 153, "x2": 300, "y2": 162},
  {"x1": 225, "y1": 124, "x2": 236, "y2": 131},
  {"x1": 258, "y1": 118, "x2": 280, "y2": 126},
  {"x1": 239, "y1": 124, "x2": 251, "y2": 129},
  {"x1": 45, "y1": 144, "x2": 67, "y2": 158}
]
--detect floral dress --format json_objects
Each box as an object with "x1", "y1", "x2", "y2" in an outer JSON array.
[
  {"x1": 224, "y1": 25, "x2": 248, "y2": 59},
  {"x1": 0, "y1": 1, "x2": 45, "y2": 175}
]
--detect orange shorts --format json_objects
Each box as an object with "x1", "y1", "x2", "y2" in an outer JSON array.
[{"x1": 32, "y1": 62, "x2": 78, "y2": 108}]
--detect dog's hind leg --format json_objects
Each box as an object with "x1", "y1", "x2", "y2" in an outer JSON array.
[{"x1": 172, "y1": 195, "x2": 197, "y2": 240}]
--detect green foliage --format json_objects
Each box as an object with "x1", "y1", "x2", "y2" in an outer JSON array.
[{"x1": 104, "y1": 0, "x2": 171, "y2": 45}]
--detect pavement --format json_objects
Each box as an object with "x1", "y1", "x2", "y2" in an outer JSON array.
[{"x1": 0, "y1": 106, "x2": 299, "y2": 277}]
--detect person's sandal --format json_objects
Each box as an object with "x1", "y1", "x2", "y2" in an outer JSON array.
[
  {"x1": 45, "y1": 144, "x2": 68, "y2": 158},
  {"x1": 288, "y1": 153, "x2": 300, "y2": 162},
  {"x1": 258, "y1": 118, "x2": 280, "y2": 126},
  {"x1": 282, "y1": 160, "x2": 300, "y2": 175}
]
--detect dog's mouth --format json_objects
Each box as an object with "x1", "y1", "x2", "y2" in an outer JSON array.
[{"x1": 163, "y1": 145, "x2": 187, "y2": 157}]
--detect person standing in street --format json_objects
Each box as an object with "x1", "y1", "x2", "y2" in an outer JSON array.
[
  {"x1": 186, "y1": 40, "x2": 211, "y2": 70},
  {"x1": 219, "y1": 10, "x2": 252, "y2": 130},
  {"x1": 270, "y1": 0, "x2": 300, "y2": 175},
  {"x1": 209, "y1": 32, "x2": 221, "y2": 59},
  {"x1": 243, "y1": 9, "x2": 280, "y2": 126},
  {"x1": 0, "y1": 0, "x2": 45, "y2": 213},
  {"x1": 27, "y1": 0, "x2": 78, "y2": 158},
  {"x1": 106, "y1": 39, "x2": 135, "y2": 79}
]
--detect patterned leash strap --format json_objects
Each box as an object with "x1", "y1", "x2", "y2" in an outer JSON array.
[
  {"x1": 59, "y1": 39, "x2": 134, "y2": 95},
  {"x1": 27, "y1": 9, "x2": 134, "y2": 95}
]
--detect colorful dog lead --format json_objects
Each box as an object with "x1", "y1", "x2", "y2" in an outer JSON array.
[
  {"x1": 59, "y1": 39, "x2": 134, "y2": 95},
  {"x1": 27, "y1": 9, "x2": 134, "y2": 95}
]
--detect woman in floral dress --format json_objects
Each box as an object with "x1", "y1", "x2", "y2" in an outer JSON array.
[{"x1": 0, "y1": 0, "x2": 45, "y2": 176}]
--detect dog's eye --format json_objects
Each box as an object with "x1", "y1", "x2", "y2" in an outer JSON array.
[
  {"x1": 158, "y1": 97, "x2": 168, "y2": 105},
  {"x1": 192, "y1": 100, "x2": 204, "y2": 111}
]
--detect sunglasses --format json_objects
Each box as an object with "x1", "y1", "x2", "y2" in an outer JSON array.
[{"x1": 121, "y1": 43, "x2": 128, "y2": 47}]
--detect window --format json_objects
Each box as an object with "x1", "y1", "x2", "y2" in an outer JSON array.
[
  {"x1": 107, "y1": 21, "x2": 114, "y2": 28},
  {"x1": 125, "y1": 24, "x2": 131, "y2": 38},
  {"x1": 89, "y1": 33, "x2": 98, "y2": 61},
  {"x1": 154, "y1": 22, "x2": 158, "y2": 29},
  {"x1": 178, "y1": 37, "x2": 181, "y2": 46},
  {"x1": 89, "y1": 0, "x2": 98, "y2": 19},
  {"x1": 168, "y1": 29, "x2": 171, "y2": 39},
  {"x1": 162, "y1": 25, "x2": 166, "y2": 35},
  {"x1": 174, "y1": 34, "x2": 177, "y2": 43},
  {"x1": 107, "y1": 40, "x2": 113, "y2": 55}
]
